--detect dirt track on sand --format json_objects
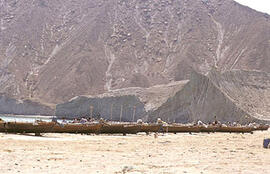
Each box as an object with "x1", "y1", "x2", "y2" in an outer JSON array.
[{"x1": 0, "y1": 130, "x2": 269, "y2": 174}]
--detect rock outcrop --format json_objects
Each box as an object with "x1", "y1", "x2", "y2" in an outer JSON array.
[
  {"x1": 0, "y1": 94, "x2": 55, "y2": 116},
  {"x1": 56, "y1": 95, "x2": 145, "y2": 121},
  {"x1": 149, "y1": 70, "x2": 270, "y2": 124},
  {"x1": 56, "y1": 81, "x2": 187, "y2": 120},
  {"x1": 208, "y1": 69, "x2": 270, "y2": 122}
]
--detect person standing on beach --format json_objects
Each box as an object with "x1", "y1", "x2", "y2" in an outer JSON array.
[
  {"x1": 52, "y1": 117, "x2": 58, "y2": 123},
  {"x1": 80, "y1": 117, "x2": 87, "y2": 124},
  {"x1": 157, "y1": 118, "x2": 167, "y2": 133}
]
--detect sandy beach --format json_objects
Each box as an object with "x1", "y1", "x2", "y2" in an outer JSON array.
[{"x1": 0, "y1": 130, "x2": 269, "y2": 174}]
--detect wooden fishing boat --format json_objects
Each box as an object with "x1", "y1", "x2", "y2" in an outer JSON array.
[
  {"x1": 1, "y1": 120, "x2": 264, "y2": 134},
  {"x1": 253, "y1": 125, "x2": 269, "y2": 131},
  {"x1": 6, "y1": 122, "x2": 33, "y2": 133},
  {"x1": 0, "y1": 121, "x2": 6, "y2": 132},
  {"x1": 33, "y1": 121, "x2": 56, "y2": 133},
  {"x1": 163, "y1": 124, "x2": 201, "y2": 133},
  {"x1": 122, "y1": 124, "x2": 141, "y2": 134},
  {"x1": 3, "y1": 121, "x2": 56, "y2": 133},
  {"x1": 140, "y1": 124, "x2": 161, "y2": 133},
  {"x1": 216, "y1": 126, "x2": 253, "y2": 133},
  {"x1": 52, "y1": 123, "x2": 101, "y2": 134},
  {"x1": 99, "y1": 123, "x2": 140, "y2": 134}
]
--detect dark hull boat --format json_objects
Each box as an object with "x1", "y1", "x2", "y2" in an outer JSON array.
[
  {"x1": 199, "y1": 125, "x2": 218, "y2": 132},
  {"x1": 2, "y1": 122, "x2": 55, "y2": 133},
  {"x1": 0, "y1": 121, "x2": 267, "y2": 134},
  {"x1": 140, "y1": 124, "x2": 161, "y2": 133},
  {"x1": 99, "y1": 123, "x2": 140, "y2": 134},
  {"x1": 254, "y1": 125, "x2": 269, "y2": 131},
  {"x1": 215, "y1": 126, "x2": 253, "y2": 133},
  {"x1": 52, "y1": 123, "x2": 102, "y2": 134},
  {"x1": 0, "y1": 122, "x2": 5, "y2": 132},
  {"x1": 163, "y1": 124, "x2": 201, "y2": 133}
]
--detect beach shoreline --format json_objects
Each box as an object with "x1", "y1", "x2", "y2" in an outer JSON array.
[{"x1": 0, "y1": 130, "x2": 270, "y2": 174}]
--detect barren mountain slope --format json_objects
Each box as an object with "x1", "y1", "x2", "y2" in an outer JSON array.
[
  {"x1": 0, "y1": 0, "x2": 269, "y2": 104},
  {"x1": 149, "y1": 70, "x2": 270, "y2": 124},
  {"x1": 208, "y1": 70, "x2": 270, "y2": 121}
]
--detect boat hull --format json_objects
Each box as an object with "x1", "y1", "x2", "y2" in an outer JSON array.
[
  {"x1": 99, "y1": 124, "x2": 140, "y2": 134},
  {"x1": 3, "y1": 122, "x2": 55, "y2": 133},
  {"x1": 164, "y1": 125, "x2": 201, "y2": 133},
  {"x1": 52, "y1": 123, "x2": 101, "y2": 134},
  {"x1": 216, "y1": 126, "x2": 253, "y2": 133},
  {"x1": 0, "y1": 122, "x2": 6, "y2": 132},
  {"x1": 140, "y1": 124, "x2": 161, "y2": 133},
  {"x1": 0, "y1": 122, "x2": 264, "y2": 134}
]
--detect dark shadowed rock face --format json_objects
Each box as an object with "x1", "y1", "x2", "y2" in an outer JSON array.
[
  {"x1": 0, "y1": 94, "x2": 55, "y2": 116},
  {"x1": 55, "y1": 81, "x2": 187, "y2": 120},
  {"x1": 0, "y1": 0, "x2": 269, "y2": 104},
  {"x1": 56, "y1": 95, "x2": 146, "y2": 121}
]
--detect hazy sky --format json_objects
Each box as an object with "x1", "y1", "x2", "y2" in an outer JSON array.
[{"x1": 234, "y1": 0, "x2": 270, "y2": 14}]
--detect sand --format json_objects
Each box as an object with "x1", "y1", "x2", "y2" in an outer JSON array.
[{"x1": 0, "y1": 130, "x2": 269, "y2": 174}]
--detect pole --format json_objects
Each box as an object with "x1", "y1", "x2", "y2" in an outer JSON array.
[
  {"x1": 90, "y1": 105, "x2": 93, "y2": 119},
  {"x1": 110, "y1": 104, "x2": 113, "y2": 120},
  {"x1": 132, "y1": 106, "x2": 136, "y2": 122},
  {"x1": 120, "y1": 105, "x2": 123, "y2": 122}
]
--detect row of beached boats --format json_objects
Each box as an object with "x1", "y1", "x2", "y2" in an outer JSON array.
[{"x1": 0, "y1": 121, "x2": 268, "y2": 134}]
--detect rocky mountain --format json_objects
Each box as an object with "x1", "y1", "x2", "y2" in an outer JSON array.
[
  {"x1": 0, "y1": 0, "x2": 269, "y2": 104},
  {"x1": 0, "y1": 0, "x2": 269, "y2": 123}
]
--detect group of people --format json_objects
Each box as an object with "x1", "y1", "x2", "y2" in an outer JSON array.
[
  {"x1": 51, "y1": 116, "x2": 268, "y2": 129},
  {"x1": 52, "y1": 116, "x2": 99, "y2": 124},
  {"x1": 194, "y1": 119, "x2": 267, "y2": 128},
  {"x1": 70, "y1": 117, "x2": 96, "y2": 124}
]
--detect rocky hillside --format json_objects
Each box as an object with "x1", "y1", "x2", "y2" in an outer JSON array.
[
  {"x1": 149, "y1": 69, "x2": 270, "y2": 124},
  {"x1": 55, "y1": 80, "x2": 187, "y2": 120},
  {"x1": 0, "y1": 0, "x2": 269, "y2": 104},
  {"x1": 0, "y1": 93, "x2": 55, "y2": 116},
  {"x1": 208, "y1": 70, "x2": 270, "y2": 121}
]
